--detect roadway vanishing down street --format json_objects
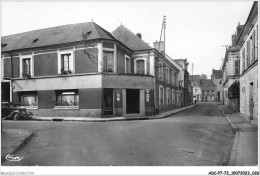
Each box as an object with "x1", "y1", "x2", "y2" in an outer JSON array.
[{"x1": 2, "y1": 102, "x2": 234, "y2": 166}]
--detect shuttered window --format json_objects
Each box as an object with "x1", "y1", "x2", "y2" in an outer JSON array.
[{"x1": 235, "y1": 60, "x2": 240, "y2": 75}]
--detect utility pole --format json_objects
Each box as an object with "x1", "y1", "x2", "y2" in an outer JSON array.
[
  {"x1": 163, "y1": 15, "x2": 166, "y2": 55},
  {"x1": 158, "y1": 16, "x2": 166, "y2": 56}
]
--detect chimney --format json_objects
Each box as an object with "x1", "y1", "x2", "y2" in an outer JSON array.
[
  {"x1": 136, "y1": 33, "x2": 142, "y2": 39},
  {"x1": 236, "y1": 22, "x2": 243, "y2": 36},
  {"x1": 153, "y1": 40, "x2": 165, "y2": 53},
  {"x1": 232, "y1": 34, "x2": 238, "y2": 46}
]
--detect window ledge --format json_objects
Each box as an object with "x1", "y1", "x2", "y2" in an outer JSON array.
[
  {"x1": 54, "y1": 106, "x2": 79, "y2": 110},
  {"x1": 21, "y1": 106, "x2": 38, "y2": 110}
]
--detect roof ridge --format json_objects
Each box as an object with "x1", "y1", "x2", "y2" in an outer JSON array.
[
  {"x1": 114, "y1": 25, "x2": 151, "y2": 47},
  {"x1": 112, "y1": 25, "x2": 152, "y2": 51},
  {"x1": 2, "y1": 22, "x2": 91, "y2": 38},
  {"x1": 2, "y1": 21, "x2": 116, "y2": 52},
  {"x1": 92, "y1": 22, "x2": 117, "y2": 41},
  {"x1": 91, "y1": 22, "x2": 101, "y2": 39}
]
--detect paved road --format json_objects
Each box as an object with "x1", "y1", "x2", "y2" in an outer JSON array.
[{"x1": 2, "y1": 102, "x2": 234, "y2": 166}]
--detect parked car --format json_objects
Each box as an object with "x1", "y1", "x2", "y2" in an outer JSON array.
[{"x1": 1, "y1": 102, "x2": 33, "y2": 120}]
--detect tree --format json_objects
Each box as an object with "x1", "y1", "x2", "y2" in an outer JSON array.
[{"x1": 200, "y1": 74, "x2": 207, "y2": 79}]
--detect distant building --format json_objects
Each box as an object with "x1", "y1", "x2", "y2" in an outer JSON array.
[
  {"x1": 236, "y1": 1, "x2": 258, "y2": 121},
  {"x1": 189, "y1": 75, "x2": 201, "y2": 102},
  {"x1": 222, "y1": 45, "x2": 240, "y2": 106},
  {"x1": 173, "y1": 59, "x2": 192, "y2": 106},
  {"x1": 200, "y1": 79, "x2": 216, "y2": 102},
  {"x1": 211, "y1": 69, "x2": 223, "y2": 102}
]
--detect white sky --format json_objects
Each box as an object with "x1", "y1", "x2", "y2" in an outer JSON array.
[{"x1": 1, "y1": 1, "x2": 253, "y2": 78}]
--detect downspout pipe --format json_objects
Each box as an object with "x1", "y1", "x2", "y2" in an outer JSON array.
[{"x1": 152, "y1": 50, "x2": 157, "y2": 115}]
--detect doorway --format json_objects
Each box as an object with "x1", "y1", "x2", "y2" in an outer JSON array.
[
  {"x1": 1, "y1": 82, "x2": 10, "y2": 102},
  {"x1": 104, "y1": 88, "x2": 113, "y2": 116},
  {"x1": 126, "y1": 89, "x2": 139, "y2": 114}
]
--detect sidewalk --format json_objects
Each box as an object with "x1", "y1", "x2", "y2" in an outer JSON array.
[
  {"x1": 1, "y1": 129, "x2": 34, "y2": 163},
  {"x1": 218, "y1": 105, "x2": 258, "y2": 166},
  {"x1": 32, "y1": 104, "x2": 196, "y2": 122}
]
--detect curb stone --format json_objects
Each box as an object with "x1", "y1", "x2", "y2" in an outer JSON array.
[
  {"x1": 217, "y1": 105, "x2": 235, "y2": 132},
  {"x1": 228, "y1": 131, "x2": 240, "y2": 166},
  {"x1": 149, "y1": 105, "x2": 196, "y2": 120},
  {"x1": 217, "y1": 105, "x2": 239, "y2": 166},
  {"x1": 29, "y1": 105, "x2": 196, "y2": 122},
  {"x1": 1, "y1": 131, "x2": 34, "y2": 163}
]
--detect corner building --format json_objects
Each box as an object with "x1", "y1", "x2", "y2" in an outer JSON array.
[{"x1": 1, "y1": 22, "x2": 182, "y2": 118}]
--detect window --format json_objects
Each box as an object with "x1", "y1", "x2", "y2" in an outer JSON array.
[
  {"x1": 103, "y1": 51, "x2": 114, "y2": 72},
  {"x1": 257, "y1": 25, "x2": 258, "y2": 60},
  {"x1": 61, "y1": 54, "x2": 72, "y2": 72},
  {"x1": 58, "y1": 50, "x2": 74, "y2": 75},
  {"x1": 166, "y1": 88, "x2": 170, "y2": 105},
  {"x1": 207, "y1": 90, "x2": 209, "y2": 94},
  {"x1": 125, "y1": 55, "x2": 131, "y2": 74},
  {"x1": 56, "y1": 90, "x2": 79, "y2": 106},
  {"x1": 20, "y1": 55, "x2": 33, "y2": 78},
  {"x1": 22, "y1": 58, "x2": 31, "y2": 76},
  {"x1": 235, "y1": 60, "x2": 240, "y2": 75},
  {"x1": 202, "y1": 90, "x2": 205, "y2": 95},
  {"x1": 166, "y1": 67, "x2": 169, "y2": 83},
  {"x1": 20, "y1": 91, "x2": 38, "y2": 107},
  {"x1": 212, "y1": 90, "x2": 214, "y2": 93},
  {"x1": 134, "y1": 58, "x2": 146, "y2": 75},
  {"x1": 159, "y1": 86, "x2": 164, "y2": 106},
  {"x1": 252, "y1": 31, "x2": 256, "y2": 62},
  {"x1": 172, "y1": 71, "x2": 175, "y2": 86},
  {"x1": 158, "y1": 61, "x2": 164, "y2": 80},
  {"x1": 136, "y1": 60, "x2": 144, "y2": 74},
  {"x1": 246, "y1": 40, "x2": 250, "y2": 68},
  {"x1": 172, "y1": 90, "x2": 175, "y2": 105},
  {"x1": 242, "y1": 48, "x2": 245, "y2": 71}
]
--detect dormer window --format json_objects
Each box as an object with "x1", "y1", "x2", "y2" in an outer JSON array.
[
  {"x1": 32, "y1": 38, "x2": 38, "y2": 43},
  {"x1": 1, "y1": 43, "x2": 7, "y2": 48}
]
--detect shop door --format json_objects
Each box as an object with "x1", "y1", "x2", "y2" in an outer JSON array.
[
  {"x1": 104, "y1": 88, "x2": 113, "y2": 116},
  {"x1": 126, "y1": 89, "x2": 139, "y2": 114},
  {"x1": 1, "y1": 82, "x2": 10, "y2": 102}
]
